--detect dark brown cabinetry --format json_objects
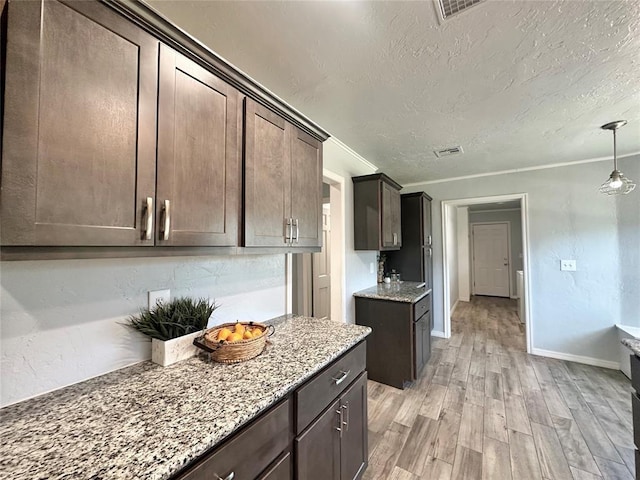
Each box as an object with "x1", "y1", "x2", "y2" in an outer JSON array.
[
  {"x1": 1, "y1": 0, "x2": 159, "y2": 246},
  {"x1": 296, "y1": 372, "x2": 368, "y2": 480},
  {"x1": 157, "y1": 44, "x2": 241, "y2": 247},
  {"x1": 386, "y1": 192, "x2": 433, "y2": 289},
  {"x1": 244, "y1": 99, "x2": 322, "y2": 249},
  {"x1": 629, "y1": 354, "x2": 640, "y2": 479},
  {"x1": 352, "y1": 174, "x2": 402, "y2": 251},
  {"x1": 355, "y1": 294, "x2": 431, "y2": 388}
]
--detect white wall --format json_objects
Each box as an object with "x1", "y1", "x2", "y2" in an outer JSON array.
[
  {"x1": 457, "y1": 207, "x2": 470, "y2": 302},
  {"x1": 0, "y1": 255, "x2": 285, "y2": 406},
  {"x1": 323, "y1": 138, "x2": 378, "y2": 324},
  {"x1": 405, "y1": 156, "x2": 640, "y2": 365},
  {"x1": 446, "y1": 205, "x2": 459, "y2": 313},
  {"x1": 469, "y1": 208, "x2": 523, "y2": 297}
]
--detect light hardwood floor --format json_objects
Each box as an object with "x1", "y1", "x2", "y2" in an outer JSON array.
[{"x1": 364, "y1": 296, "x2": 635, "y2": 480}]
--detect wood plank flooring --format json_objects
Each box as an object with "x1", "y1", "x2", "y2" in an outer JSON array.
[{"x1": 364, "y1": 296, "x2": 634, "y2": 480}]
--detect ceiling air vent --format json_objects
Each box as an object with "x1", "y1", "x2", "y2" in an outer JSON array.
[
  {"x1": 438, "y1": 0, "x2": 484, "y2": 19},
  {"x1": 434, "y1": 146, "x2": 464, "y2": 158}
]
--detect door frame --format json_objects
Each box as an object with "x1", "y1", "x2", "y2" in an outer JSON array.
[
  {"x1": 470, "y1": 221, "x2": 512, "y2": 298},
  {"x1": 441, "y1": 193, "x2": 532, "y2": 354}
]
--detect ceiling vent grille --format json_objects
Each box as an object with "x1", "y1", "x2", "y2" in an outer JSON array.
[
  {"x1": 434, "y1": 146, "x2": 464, "y2": 158},
  {"x1": 438, "y1": 0, "x2": 484, "y2": 19}
]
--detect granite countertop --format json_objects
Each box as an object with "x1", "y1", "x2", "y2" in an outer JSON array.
[
  {"x1": 0, "y1": 315, "x2": 371, "y2": 480},
  {"x1": 621, "y1": 338, "x2": 640, "y2": 357},
  {"x1": 353, "y1": 281, "x2": 432, "y2": 303}
]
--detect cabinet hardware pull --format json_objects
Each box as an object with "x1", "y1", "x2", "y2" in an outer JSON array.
[
  {"x1": 332, "y1": 369, "x2": 351, "y2": 385},
  {"x1": 393, "y1": 232, "x2": 398, "y2": 245},
  {"x1": 161, "y1": 200, "x2": 171, "y2": 241},
  {"x1": 427, "y1": 234, "x2": 432, "y2": 246},
  {"x1": 342, "y1": 402, "x2": 350, "y2": 431},
  {"x1": 143, "y1": 197, "x2": 153, "y2": 240},
  {"x1": 284, "y1": 218, "x2": 292, "y2": 244},
  {"x1": 213, "y1": 473, "x2": 234, "y2": 480},
  {"x1": 335, "y1": 409, "x2": 343, "y2": 438},
  {"x1": 294, "y1": 218, "x2": 299, "y2": 243},
  {"x1": 428, "y1": 247, "x2": 432, "y2": 258}
]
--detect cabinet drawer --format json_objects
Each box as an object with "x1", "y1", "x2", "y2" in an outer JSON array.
[
  {"x1": 176, "y1": 399, "x2": 291, "y2": 480},
  {"x1": 295, "y1": 342, "x2": 366, "y2": 434},
  {"x1": 633, "y1": 393, "x2": 640, "y2": 449},
  {"x1": 413, "y1": 294, "x2": 431, "y2": 320},
  {"x1": 257, "y1": 450, "x2": 292, "y2": 480},
  {"x1": 631, "y1": 355, "x2": 640, "y2": 393}
]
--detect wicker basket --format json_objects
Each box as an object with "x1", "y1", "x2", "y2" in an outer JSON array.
[{"x1": 193, "y1": 322, "x2": 274, "y2": 364}]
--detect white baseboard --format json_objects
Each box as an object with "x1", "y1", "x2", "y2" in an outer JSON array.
[
  {"x1": 431, "y1": 330, "x2": 447, "y2": 338},
  {"x1": 450, "y1": 300, "x2": 459, "y2": 316},
  {"x1": 531, "y1": 348, "x2": 620, "y2": 370}
]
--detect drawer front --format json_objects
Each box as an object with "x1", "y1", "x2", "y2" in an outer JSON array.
[
  {"x1": 633, "y1": 393, "x2": 640, "y2": 449},
  {"x1": 295, "y1": 342, "x2": 366, "y2": 434},
  {"x1": 177, "y1": 399, "x2": 291, "y2": 480},
  {"x1": 631, "y1": 355, "x2": 640, "y2": 393},
  {"x1": 413, "y1": 294, "x2": 431, "y2": 320},
  {"x1": 258, "y1": 450, "x2": 292, "y2": 480}
]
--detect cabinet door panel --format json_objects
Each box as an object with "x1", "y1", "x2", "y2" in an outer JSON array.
[
  {"x1": 244, "y1": 99, "x2": 291, "y2": 246},
  {"x1": 1, "y1": 0, "x2": 157, "y2": 246},
  {"x1": 157, "y1": 45, "x2": 240, "y2": 246},
  {"x1": 340, "y1": 372, "x2": 368, "y2": 480},
  {"x1": 290, "y1": 128, "x2": 322, "y2": 247},
  {"x1": 381, "y1": 183, "x2": 401, "y2": 249},
  {"x1": 295, "y1": 399, "x2": 341, "y2": 480}
]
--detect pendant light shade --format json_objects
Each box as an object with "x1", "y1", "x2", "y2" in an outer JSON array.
[{"x1": 599, "y1": 120, "x2": 636, "y2": 196}]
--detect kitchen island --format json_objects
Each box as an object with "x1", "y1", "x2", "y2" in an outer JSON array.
[
  {"x1": 0, "y1": 315, "x2": 371, "y2": 480},
  {"x1": 354, "y1": 282, "x2": 432, "y2": 389}
]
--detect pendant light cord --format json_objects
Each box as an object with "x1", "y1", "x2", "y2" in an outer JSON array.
[{"x1": 613, "y1": 128, "x2": 618, "y2": 171}]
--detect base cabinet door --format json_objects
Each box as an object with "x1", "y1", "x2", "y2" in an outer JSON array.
[
  {"x1": 295, "y1": 399, "x2": 341, "y2": 480},
  {"x1": 340, "y1": 373, "x2": 368, "y2": 480}
]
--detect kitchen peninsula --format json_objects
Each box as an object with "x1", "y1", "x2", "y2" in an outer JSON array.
[{"x1": 0, "y1": 316, "x2": 371, "y2": 480}]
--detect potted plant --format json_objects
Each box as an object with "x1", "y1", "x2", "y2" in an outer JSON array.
[{"x1": 126, "y1": 297, "x2": 218, "y2": 366}]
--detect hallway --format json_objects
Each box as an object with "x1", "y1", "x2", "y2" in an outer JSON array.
[{"x1": 365, "y1": 297, "x2": 634, "y2": 480}]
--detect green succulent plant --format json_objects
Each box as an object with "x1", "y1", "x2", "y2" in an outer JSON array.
[{"x1": 126, "y1": 297, "x2": 217, "y2": 341}]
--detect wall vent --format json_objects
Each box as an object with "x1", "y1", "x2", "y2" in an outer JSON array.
[
  {"x1": 438, "y1": 0, "x2": 484, "y2": 19},
  {"x1": 434, "y1": 146, "x2": 464, "y2": 158}
]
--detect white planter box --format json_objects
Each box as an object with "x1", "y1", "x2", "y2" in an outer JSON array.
[{"x1": 151, "y1": 330, "x2": 203, "y2": 367}]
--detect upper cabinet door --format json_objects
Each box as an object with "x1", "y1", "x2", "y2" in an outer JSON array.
[
  {"x1": 156, "y1": 45, "x2": 241, "y2": 246},
  {"x1": 243, "y1": 99, "x2": 292, "y2": 247},
  {"x1": 381, "y1": 183, "x2": 401, "y2": 249},
  {"x1": 290, "y1": 128, "x2": 322, "y2": 248},
  {"x1": 1, "y1": 0, "x2": 158, "y2": 246}
]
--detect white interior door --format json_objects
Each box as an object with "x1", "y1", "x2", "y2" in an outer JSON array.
[
  {"x1": 312, "y1": 205, "x2": 331, "y2": 319},
  {"x1": 472, "y1": 223, "x2": 510, "y2": 297}
]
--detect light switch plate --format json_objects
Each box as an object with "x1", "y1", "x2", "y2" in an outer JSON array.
[
  {"x1": 149, "y1": 289, "x2": 170, "y2": 309},
  {"x1": 560, "y1": 260, "x2": 576, "y2": 271},
  {"x1": 369, "y1": 262, "x2": 375, "y2": 274}
]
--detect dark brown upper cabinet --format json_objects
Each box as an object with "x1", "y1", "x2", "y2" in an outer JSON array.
[
  {"x1": 352, "y1": 174, "x2": 402, "y2": 251},
  {"x1": 156, "y1": 45, "x2": 241, "y2": 247},
  {"x1": 1, "y1": 0, "x2": 159, "y2": 246},
  {"x1": 244, "y1": 98, "x2": 322, "y2": 249}
]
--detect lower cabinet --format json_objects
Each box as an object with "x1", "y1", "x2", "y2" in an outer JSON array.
[
  {"x1": 629, "y1": 354, "x2": 640, "y2": 479},
  {"x1": 172, "y1": 342, "x2": 368, "y2": 480},
  {"x1": 414, "y1": 310, "x2": 431, "y2": 377},
  {"x1": 296, "y1": 372, "x2": 368, "y2": 480}
]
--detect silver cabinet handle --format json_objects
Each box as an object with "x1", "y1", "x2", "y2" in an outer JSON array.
[
  {"x1": 342, "y1": 402, "x2": 349, "y2": 431},
  {"x1": 294, "y1": 218, "x2": 299, "y2": 243},
  {"x1": 214, "y1": 473, "x2": 234, "y2": 480},
  {"x1": 143, "y1": 197, "x2": 153, "y2": 240},
  {"x1": 427, "y1": 235, "x2": 432, "y2": 246},
  {"x1": 335, "y1": 409, "x2": 343, "y2": 438},
  {"x1": 284, "y1": 218, "x2": 292, "y2": 244},
  {"x1": 428, "y1": 247, "x2": 432, "y2": 258},
  {"x1": 161, "y1": 200, "x2": 171, "y2": 241},
  {"x1": 332, "y1": 369, "x2": 351, "y2": 385}
]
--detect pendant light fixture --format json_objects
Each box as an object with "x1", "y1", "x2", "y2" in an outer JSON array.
[{"x1": 599, "y1": 120, "x2": 636, "y2": 195}]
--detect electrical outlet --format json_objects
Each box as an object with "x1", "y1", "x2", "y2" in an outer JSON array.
[
  {"x1": 369, "y1": 262, "x2": 375, "y2": 274},
  {"x1": 148, "y1": 289, "x2": 170, "y2": 309},
  {"x1": 560, "y1": 260, "x2": 576, "y2": 272}
]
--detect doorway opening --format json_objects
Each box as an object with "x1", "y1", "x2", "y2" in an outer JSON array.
[
  {"x1": 291, "y1": 172, "x2": 345, "y2": 321},
  {"x1": 441, "y1": 194, "x2": 532, "y2": 353}
]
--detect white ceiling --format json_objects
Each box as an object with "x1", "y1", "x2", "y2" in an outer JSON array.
[{"x1": 148, "y1": 0, "x2": 640, "y2": 185}]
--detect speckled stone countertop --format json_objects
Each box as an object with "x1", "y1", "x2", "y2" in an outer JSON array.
[
  {"x1": 621, "y1": 338, "x2": 640, "y2": 357},
  {"x1": 0, "y1": 315, "x2": 371, "y2": 480},
  {"x1": 353, "y1": 281, "x2": 432, "y2": 303}
]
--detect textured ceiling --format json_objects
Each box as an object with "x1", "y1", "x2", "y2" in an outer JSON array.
[{"x1": 147, "y1": 0, "x2": 640, "y2": 184}]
